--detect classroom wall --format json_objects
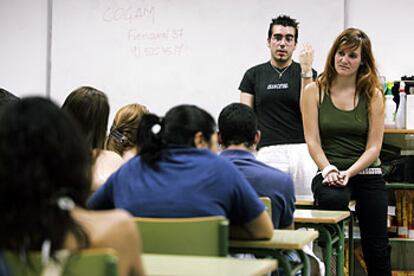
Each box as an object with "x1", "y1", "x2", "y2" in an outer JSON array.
[
  {"x1": 1, "y1": 0, "x2": 414, "y2": 116},
  {"x1": 346, "y1": 0, "x2": 414, "y2": 82},
  {"x1": 0, "y1": 0, "x2": 48, "y2": 97}
]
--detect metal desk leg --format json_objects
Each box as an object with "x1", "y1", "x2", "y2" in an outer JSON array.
[
  {"x1": 297, "y1": 249, "x2": 310, "y2": 276},
  {"x1": 316, "y1": 226, "x2": 333, "y2": 276},
  {"x1": 333, "y1": 223, "x2": 345, "y2": 276}
]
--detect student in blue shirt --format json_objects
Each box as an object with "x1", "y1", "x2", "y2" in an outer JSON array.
[
  {"x1": 89, "y1": 104, "x2": 273, "y2": 240},
  {"x1": 219, "y1": 102, "x2": 323, "y2": 275},
  {"x1": 218, "y1": 103, "x2": 295, "y2": 229}
]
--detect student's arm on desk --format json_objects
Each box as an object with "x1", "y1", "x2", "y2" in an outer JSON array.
[
  {"x1": 230, "y1": 211, "x2": 273, "y2": 240},
  {"x1": 240, "y1": 92, "x2": 254, "y2": 108}
]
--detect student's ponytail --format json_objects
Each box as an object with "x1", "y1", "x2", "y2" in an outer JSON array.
[{"x1": 137, "y1": 113, "x2": 165, "y2": 164}]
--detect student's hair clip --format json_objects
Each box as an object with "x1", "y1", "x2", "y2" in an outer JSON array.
[{"x1": 110, "y1": 129, "x2": 128, "y2": 144}]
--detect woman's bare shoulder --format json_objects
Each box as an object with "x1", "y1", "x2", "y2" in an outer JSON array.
[
  {"x1": 92, "y1": 150, "x2": 125, "y2": 191},
  {"x1": 96, "y1": 150, "x2": 125, "y2": 167}
]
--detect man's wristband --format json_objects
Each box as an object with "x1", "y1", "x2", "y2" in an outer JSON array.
[
  {"x1": 321, "y1": 165, "x2": 339, "y2": 178},
  {"x1": 301, "y1": 71, "x2": 313, "y2": 78}
]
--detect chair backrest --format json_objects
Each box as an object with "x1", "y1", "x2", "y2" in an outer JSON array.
[
  {"x1": 260, "y1": 196, "x2": 272, "y2": 218},
  {"x1": 2, "y1": 248, "x2": 118, "y2": 276},
  {"x1": 135, "y1": 216, "x2": 229, "y2": 257}
]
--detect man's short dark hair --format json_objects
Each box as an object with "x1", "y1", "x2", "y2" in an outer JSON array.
[
  {"x1": 267, "y1": 15, "x2": 299, "y2": 43},
  {"x1": 218, "y1": 103, "x2": 257, "y2": 147}
]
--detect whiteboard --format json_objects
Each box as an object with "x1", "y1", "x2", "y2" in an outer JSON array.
[
  {"x1": 0, "y1": 0, "x2": 48, "y2": 97},
  {"x1": 51, "y1": 0, "x2": 344, "y2": 120}
]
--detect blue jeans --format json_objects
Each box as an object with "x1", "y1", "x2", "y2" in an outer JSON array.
[{"x1": 312, "y1": 173, "x2": 391, "y2": 276}]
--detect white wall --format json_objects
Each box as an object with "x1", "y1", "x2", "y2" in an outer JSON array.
[
  {"x1": 1, "y1": 0, "x2": 413, "y2": 106},
  {"x1": 0, "y1": 0, "x2": 48, "y2": 97},
  {"x1": 347, "y1": 0, "x2": 414, "y2": 81}
]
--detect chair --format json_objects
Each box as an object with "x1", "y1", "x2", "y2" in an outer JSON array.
[
  {"x1": 260, "y1": 196, "x2": 272, "y2": 217},
  {"x1": 2, "y1": 248, "x2": 118, "y2": 276},
  {"x1": 135, "y1": 216, "x2": 229, "y2": 257}
]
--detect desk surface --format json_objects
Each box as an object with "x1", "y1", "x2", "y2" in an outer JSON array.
[
  {"x1": 142, "y1": 253, "x2": 277, "y2": 276},
  {"x1": 294, "y1": 209, "x2": 350, "y2": 224},
  {"x1": 230, "y1": 229, "x2": 318, "y2": 250},
  {"x1": 295, "y1": 195, "x2": 356, "y2": 210}
]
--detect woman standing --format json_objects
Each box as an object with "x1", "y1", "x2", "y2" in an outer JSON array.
[{"x1": 301, "y1": 28, "x2": 390, "y2": 275}]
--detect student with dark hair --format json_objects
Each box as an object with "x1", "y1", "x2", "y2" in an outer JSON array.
[
  {"x1": 302, "y1": 28, "x2": 391, "y2": 275},
  {"x1": 0, "y1": 97, "x2": 145, "y2": 276},
  {"x1": 62, "y1": 86, "x2": 124, "y2": 192},
  {"x1": 239, "y1": 15, "x2": 317, "y2": 197},
  {"x1": 218, "y1": 103, "x2": 323, "y2": 275},
  {"x1": 0, "y1": 88, "x2": 19, "y2": 112},
  {"x1": 218, "y1": 103, "x2": 295, "y2": 230},
  {"x1": 62, "y1": 86, "x2": 109, "y2": 149},
  {"x1": 106, "y1": 103, "x2": 148, "y2": 161},
  {"x1": 89, "y1": 104, "x2": 273, "y2": 240}
]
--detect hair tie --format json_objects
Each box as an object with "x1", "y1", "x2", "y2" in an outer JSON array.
[
  {"x1": 57, "y1": 196, "x2": 75, "y2": 211},
  {"x1": 151, "y1": 124, "x2": 161, "y2": 134},
  {"x1": 151, "y1": 117, "x2": 164, "y2": 135}
]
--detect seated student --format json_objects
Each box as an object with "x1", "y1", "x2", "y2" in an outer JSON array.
[
  {"x1": 218, "y1": 103, "x2": 295, "y2": 229},
  {"x1": 89, "y1": 104, "x2": 273, "y2": 240},
  {"x1": 218, "y1": 103, "x2": 324, "y2": 276},
  {"x1": 0, "y1": 97, "x2": 145, "y2": 276},
  {"x1": 105, "y1": 103, "x2": 148, "y2": 161},
  {"x1": 62, "y1": 86, "x2": 124, "y2": 192}
]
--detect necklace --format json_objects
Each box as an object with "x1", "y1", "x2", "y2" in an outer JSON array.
[{"x1": 271, "y1": 63, "x2": 292, "y2": 79}]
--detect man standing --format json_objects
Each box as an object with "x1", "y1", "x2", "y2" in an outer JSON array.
[
  {"x1": 239, "y1": 15, "x2": 317, "y2": 196},
  {"x1": 218, "y1": 103, "x2": 295, "y2": 229}
]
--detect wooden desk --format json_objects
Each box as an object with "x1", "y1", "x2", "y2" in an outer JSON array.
[
  {"x1": 295, "y1": 195, "x2": 356, "y2": 210},
  {"x1": 294, "y1": 209, "x2": 350, "y2": 224},
  {"x1": 230, "y1": 229, "x2": 318, "y2": 276},
  {"x1": 230, "y1": 229, "x2": 318, "y2": 250},
  {"x1": 142, "y1": 253, "x2": 277, "y2": 276},
  {"x1": 294, "y1": 210, "x2": 351, "y2": 276}
]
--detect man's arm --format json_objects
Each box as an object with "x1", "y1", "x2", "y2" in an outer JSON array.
[
  {"x1": 240, "y1": 92, "x2": 254, "y2": 108},
  {"x1": 299, "y1": 43, "x2": 315, "y2": 111}
]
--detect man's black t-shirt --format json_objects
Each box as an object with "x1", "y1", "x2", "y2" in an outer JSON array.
[{"x1": 239, "y1": 61, "x2": 316, "y2": 148}]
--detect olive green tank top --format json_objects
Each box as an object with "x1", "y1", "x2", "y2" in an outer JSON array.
[{"x1": 319, "y1": 92, "x2": 379, "y2": 170}]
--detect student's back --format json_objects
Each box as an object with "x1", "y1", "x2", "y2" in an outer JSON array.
[
  {"x1": 218, "y1": 103, "x2": 296, "y2": 229},
  {"x1": 221, "y1": 149, "x2": 295, "y2": 229},
  {"x1": 90, "y1": 147, "x2": 263, "y2": 223},
  {"x1": 0, "y1": 97, "x2": 145, "y2": 276}
]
